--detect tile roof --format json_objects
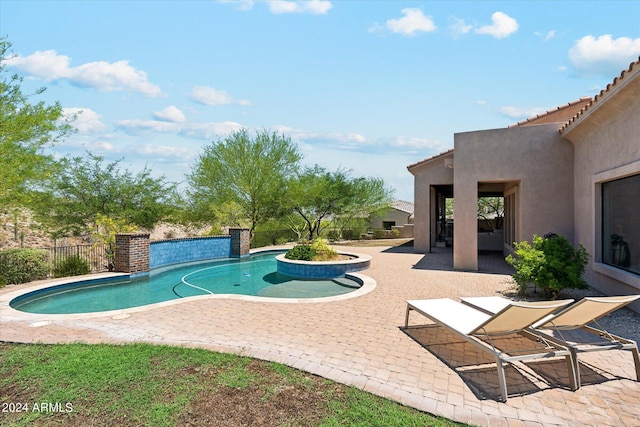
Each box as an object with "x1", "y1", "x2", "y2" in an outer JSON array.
[
  {"x1": 509, "y1": 97, "x2": 592, "y2": 128},
  {"x1": 406, "y1": 148, "x2": 454, "y2": 172},
  {"x1": 391, "y1": 199, "x2": 414, "y2": 214},
  {"x1": 560, "y1": 56, "x2": 640, "y2": 134}
]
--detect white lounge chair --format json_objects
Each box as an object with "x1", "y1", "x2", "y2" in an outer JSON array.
[
  {"x1": 404, "y1": 298, "x2": 577, "y2": 401},
  {"x1": 460, "y1": 295, "x2": 640, "y2": 387}
]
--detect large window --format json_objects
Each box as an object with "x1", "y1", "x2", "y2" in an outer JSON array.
[{"x1": 602, "y1": 174, "x2": 640, "y2": 275}]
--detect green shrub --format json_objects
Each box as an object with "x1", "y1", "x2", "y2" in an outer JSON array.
[
  {"x1": 310, "y1": 238, "x2": 338, "y2": 261},
  {"x1": 285, "y1": 239, "x2": 339, "y2": 261},
  {"x1": 0, "y1": 248, "x2": 50, "y2": 284},
  {"x1": 506, "y1": 233, "x2": 589, "y2": 299},
  {"x1": 326, "y1": 229, "x2": 341, "y2": 242},
  {"x1": 53, "y1": 255, "x2": 91, "y2": 278},
  {"x1": 372, "y1": 228, "x2": 387, "y2": 239},
  {"x1": 275, "y1": 236, "x2": 290, "y2": 245},
  {"x1": 285, "y1": 244, "x2": 316, "y2": 261},
  {"x1": 341, "y1": 229, "x2": 359, "y2": 240}
]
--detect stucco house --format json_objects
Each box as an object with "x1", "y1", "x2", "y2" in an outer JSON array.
[
  {"x1": 370, "y1": 200, "x2": 414, "y2": 238},
  {"x1": 408, "y1": 57, "x2": 640, "y2": 312}
]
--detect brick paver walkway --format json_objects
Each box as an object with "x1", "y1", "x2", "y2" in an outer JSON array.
[{"x1": 2, "y1": 245, "x2": 639, "y2": 426}]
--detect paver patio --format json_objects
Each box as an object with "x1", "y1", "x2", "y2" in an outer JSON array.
[{"x1": 1, "y1": 244, "x2": 639, "y2": 426}]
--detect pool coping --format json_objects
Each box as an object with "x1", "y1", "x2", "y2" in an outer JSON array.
[{"x1": 0, "y1": 248, "x2": 377, "y2": 322}]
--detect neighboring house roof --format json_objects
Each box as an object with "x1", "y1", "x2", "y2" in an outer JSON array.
[
  {"x1": 391, "y1": 200, "x2": 414, "y2": 214},
  {"x1": 406, "y1": 148, "x2": 454, "y2": 172},
  {"x1": 509, "y1": 97, "x2": 592, "y2": 127},
  {"x1": 561, "y1": 56, "x2": 640, "y2": 135}
]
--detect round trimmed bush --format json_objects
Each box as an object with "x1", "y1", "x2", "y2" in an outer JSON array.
[{"x1": 0, "y1": 248, "x2": 50, "y2": 284}]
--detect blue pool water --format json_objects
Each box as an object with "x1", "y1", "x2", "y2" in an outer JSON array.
[{"x1": 10, "y1": 251, "x2": 362, "y2": 314}]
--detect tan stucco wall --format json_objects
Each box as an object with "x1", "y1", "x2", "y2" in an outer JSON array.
[
  {"x1": 563, "y1": 74, "x2": 640, "y2": 312},
  {"x1": 409, "y1": 154, "x2": 454, "y2": 253},
  {"x1": 453, "y1": 123, "x2": 575, "y2": 270},
  {"x1": 370, "y1": 209, "x2": 411, "y2": 230}
]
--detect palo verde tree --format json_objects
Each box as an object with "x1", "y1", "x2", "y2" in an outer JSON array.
[
  {"x1": 287, "y1": 166, "x2": 351, "y2": 240},
  {"x1": 0, "y1": 38, "x2": 74, "y2": 208},
  {"x1": 186, "y1": 128, "x2": 302, "y2": 237},
  {"x1": 287, "y1": 166, "x2": 394, "y2": 240},
  {"x1": 33, "y1": 152, "x2": 177, "y2": 238}
]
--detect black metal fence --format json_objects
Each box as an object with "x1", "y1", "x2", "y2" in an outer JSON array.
[
  {"x1": 0, "y1": 243, "x2": 112, "y2": 284},
  {"x1": 49, "y1": 244, "x2": 113, "y2": 275}
]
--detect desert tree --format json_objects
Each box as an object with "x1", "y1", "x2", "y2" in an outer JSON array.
[
  {"x1": 0, "y1": 38, "x2": 74, "y2": 208},
  {"x1": 34, "y1": 152, "x2": 177, "y2": 238},
  {"x1": 186, "y1": 128, "x2": 302, "y2": 237}
]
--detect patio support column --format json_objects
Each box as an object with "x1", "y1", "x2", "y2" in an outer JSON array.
[{"x1": 453, "y1": 178, "x2": 478, "y2": 270}]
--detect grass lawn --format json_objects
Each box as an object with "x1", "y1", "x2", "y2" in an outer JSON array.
[{"x1": 1, "y1": 342, "x2": 466, "y2": 426}]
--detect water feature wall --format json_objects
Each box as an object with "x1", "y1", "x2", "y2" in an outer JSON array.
[
  {"x1": 150, "y1": 236, "x2": 232, "y2": 269},
  {"x1": 115, "y1": 229, "x2": 250, "y2": 274}
]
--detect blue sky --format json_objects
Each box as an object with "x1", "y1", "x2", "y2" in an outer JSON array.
[{"x1": 3, "y1": 1, "x2": 640, "y2": 202}]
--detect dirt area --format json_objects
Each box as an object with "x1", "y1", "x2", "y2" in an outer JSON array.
[{"x1": 0, "y1": 210, "x2": 206, "y2": 250}]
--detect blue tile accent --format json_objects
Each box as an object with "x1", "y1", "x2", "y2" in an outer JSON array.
[
  {"x1": 150, "y1": 236, "x2": 232, "y2": 269},
  {"x1": 276, "y1": 256, "x2": 370, "y2": 279}
]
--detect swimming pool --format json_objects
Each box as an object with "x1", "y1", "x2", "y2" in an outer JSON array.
[{"x1": 10, "y1": 251, "x2": 364, "y2": 314}]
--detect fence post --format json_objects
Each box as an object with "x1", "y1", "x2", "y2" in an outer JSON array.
[
  {"x1": 114, "y1": 233, "x2": 150, "y2": 276},
  {"x1": 229, "y1": 228, "x2": 250, "y2": 257}
]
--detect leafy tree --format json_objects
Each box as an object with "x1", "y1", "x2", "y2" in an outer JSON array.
[
  {"x1": 187, "y1": 128, "x2": 302, "y2": 236},
  {"x1": 288, "y1": 166, "x2": 351, "y2": 240},
  {"x1": 34, "y1": 152, "x2": 176, "y2": 237},
  {"x1": 288, "y1": 166, "x2": 394, "y2": 240},
  {"x1": 0, "y1": 39, "x2": 74, "y2": 207},
  {"x1": 478, "y1": 196, "x2": 504, "y2": 231}
]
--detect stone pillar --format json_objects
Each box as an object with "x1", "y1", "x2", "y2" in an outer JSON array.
[
  {"x1": 114, "y1": 233, "x2": 150, "y2": 275},
  {"x1": 229, "y1": 228, "x2": 250, "y2": 257}
]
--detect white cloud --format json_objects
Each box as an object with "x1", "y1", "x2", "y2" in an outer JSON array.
[
  {"x1": 388, "y1": 136, "x2": 447, "y2": 151},
  {"x1": 272, "y1": 125, "x2": 366, "y2": 145},
  {"x1": 543, "y1": 30, "x2": 556, "y2": 42},
  {"x1": 139, "y1": 143, "x2": 196, "y2": 159},
  {"x1": 569, "y1": 34, "x2": 640, "y2": 78},
  {"x1": 475, "y1": 12, "x2": 518, "y2": 39},
  {"x1": 449, "y1": 17, "x2": 472, "y2": 37},
  {"x1": 4, "y1": 50, "x2": 163, "y2": 97},
  {"x1": 92, "y1": 141, "x2": 116, "y2": 151},
  {"x1": 153, "y1": 106, "x2": 186, "y2": 123},
  {"x1": 115, "y1": 118, "x2": 243, "y2": 139},
  {"x1": 499, "y1": 105, "x2": 548, "y2": 119},
  {"x1": 62, "y1": 108, "x2": 108, "y2": 133},
  {"x1": 178, "y1": 121, "x2": 244, "y2": 139},
  {"x1": 268, "y1": 0, "x2": 332, "y2": 15},
  {"x1": 384, "y1": 8, "x2": 436, "y2": 36},
  {"x1": 190, "y1": 85, "x2": 250, "y2": 106}
]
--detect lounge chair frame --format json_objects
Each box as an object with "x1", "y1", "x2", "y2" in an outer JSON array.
[
  {"x1": 404, "y1": 298, "x2": 578, "y2": 401},
  {"x1": 461, "y1": 295, "x2": 640, "y2": 387}
]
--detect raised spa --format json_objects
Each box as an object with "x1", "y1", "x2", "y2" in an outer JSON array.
[{"x1": 275, "y1": 252, "x2": 371, "y2": 279}]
